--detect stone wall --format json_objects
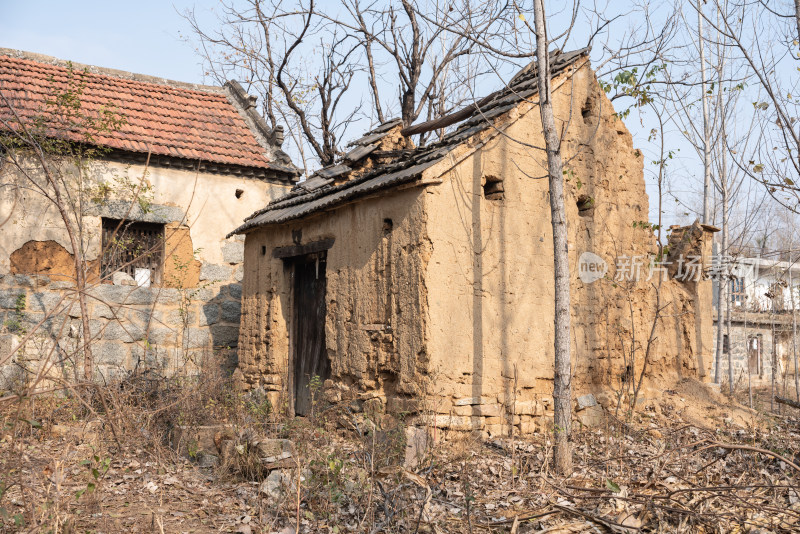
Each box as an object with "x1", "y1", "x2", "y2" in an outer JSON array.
[
  {"x1": 0, "y1": 156, "x2": 292, "y2": 390},
  {"x1": 710, "y1": 313, "x2": 793, "y2": 387},
  {"x1": 0, "y1": 271, "x2": 243, "y2": 391}
]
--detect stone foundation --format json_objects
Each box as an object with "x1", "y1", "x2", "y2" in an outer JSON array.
[{"x1": 0, "y1": 273, "x2": 242, "y2": 391}]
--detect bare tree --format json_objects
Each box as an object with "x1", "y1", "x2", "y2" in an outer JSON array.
[
  {"x1": 184, "y1": 0, "x2": 502, "y2": 170},
  {"x1": 529, "y1": 0, "x2": 572, "y2": 474}
]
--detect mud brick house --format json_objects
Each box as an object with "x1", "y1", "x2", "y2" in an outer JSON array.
[
  {"x1": 231, "y1": 49, "x2": 717, "y2": 435},
  {"x1": 0, "y1": 49, "x2": 298, "y2": 387}
]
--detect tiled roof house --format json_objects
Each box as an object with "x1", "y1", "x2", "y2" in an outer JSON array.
[{"x1": 0, "y1": 49, "x2": 298, "y2": 384}]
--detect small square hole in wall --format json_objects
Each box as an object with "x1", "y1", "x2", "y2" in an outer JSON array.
[
  {"x1": 483, "y1": 175, "x2": 504, "y2": 201},
  {"x1": 577, "y1": 195, "x2": 595, "y2": 217},
  {"x1": 235, "y1": 188, "x2": 244, "y2": 199}
]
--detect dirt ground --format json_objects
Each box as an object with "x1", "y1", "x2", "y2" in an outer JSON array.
[{"x1": 2, "y1": 377, "x2": 799, "y2": 533}]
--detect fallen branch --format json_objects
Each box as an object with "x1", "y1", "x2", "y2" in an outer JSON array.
[
  {"x1": 553, "y1": 504, "x2": 639, "y2": 533},
  {"x1": 775, "y1": 395, "x2": 800, "y2": 410},
  {"x1": 695, "y1": 441, "x2": 800, "y2": 473}
]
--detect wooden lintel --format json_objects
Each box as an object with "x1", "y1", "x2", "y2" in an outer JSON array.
[{"x1": 273, "y1": 238, "x2": 335, "y2": 259}]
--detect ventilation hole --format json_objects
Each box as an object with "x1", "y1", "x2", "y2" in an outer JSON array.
[
  {"x1": 382, "y1": 218, "x2": 394, "y2": 234},
  {"x1": 581, "y1": 96, "x2": 594, "y2": 122},
  {"x1": 623, "y1": 364, "x2": 633, "y2": 383},
  {"x1": 261, "y1": 245, "x2": 267, "y2": 256},
  {"x1": 577, "y1": 195, "x2": 595, "y2": 217},
  {"x1": 483, "y1": 174, "x2": 504, "y2": 201},
  {"x1": 235, "y1": 188, "x2": 244, "y2": 199}
]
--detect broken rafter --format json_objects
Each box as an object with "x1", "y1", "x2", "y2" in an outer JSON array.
[{"x1": 400, "y1": 93, "x2": 498, "y2": 137}]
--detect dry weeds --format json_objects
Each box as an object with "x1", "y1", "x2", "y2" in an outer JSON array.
[{"x1": 1, "y1": 375, "x2": 798, "y2": 533}]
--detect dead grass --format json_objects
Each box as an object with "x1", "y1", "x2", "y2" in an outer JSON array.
[{"x1": 1, "y1": 374, "x2": 799, "y2": 533}]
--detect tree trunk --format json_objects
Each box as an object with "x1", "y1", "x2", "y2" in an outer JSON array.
[
  {"x1": 745, "y1": 287, "x2": 752, "y2": 409},
  {"x1": 698, "y1": 0, "x2": 712, "y2": 224},
  {"x1": 38, "y1": 164, "x2": 94, "y2": 381},
  {"x1": 792, "y1": 267, "x2": 799, "y2": 402},
  {"x1": 771, "y1": 312, "x2": 776, "y2": 412},
  {"x1": 715, "y1": 262, "x2": 724, "y2": 384},
  {"x1": 794, "y1": 0, "x2": 800, "y2": 44},
  {"x1": 532, "y1": 0, "x2": 572, "y2": 475}
]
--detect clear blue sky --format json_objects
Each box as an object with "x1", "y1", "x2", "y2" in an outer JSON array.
[
  {"x1": 0, "y1": 1, "x2": 711, "y2": 228},
  {"x1": 0, "y1": 0, "x2": 208, "y2": 84}
]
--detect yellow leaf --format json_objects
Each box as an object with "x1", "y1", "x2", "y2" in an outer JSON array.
[{"x1": 519, "y1": 13, "x2": 526, "y2": 21}]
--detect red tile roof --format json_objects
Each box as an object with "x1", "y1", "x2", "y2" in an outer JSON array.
[{"x1": 0, "y1": 53, "x2": 278, "y2": 170}]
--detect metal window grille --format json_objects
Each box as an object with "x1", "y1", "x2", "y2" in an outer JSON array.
[
  {"x1": 101, "y1": 218, "x2": 164, "y2": 284},
  {"x1": 730, "y1": 277, "x2": 745, "y2": 305}
]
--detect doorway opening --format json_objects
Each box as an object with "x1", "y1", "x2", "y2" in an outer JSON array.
[{"x1": 291, "y1": 251, "x2": 330, "y2": 416}]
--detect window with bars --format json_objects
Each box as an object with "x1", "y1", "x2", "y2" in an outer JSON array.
[
  {"x1": 730, "y1": 276, "x2": 745, "y2": 306},
  {"x1": 101, "y1": 218, "x2": 164, "y2": 286}
]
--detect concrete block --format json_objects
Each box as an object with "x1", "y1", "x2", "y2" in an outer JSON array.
[
  {"x1": 199, "y1": 263, "x2": 232, "y2": 282},
  {"x1": 221, "y1": 300, "x2": 241, "y2": 323},
  {"x1": 227, "y1": 283, "x2": 242, "y2": 299},
  {"x1": 576, "y1": 393, "x2": 598, "y2": 411},
  {"x1": 199, "y1": 304, "x2": 219, "y2": 326},
  {"x1": 221, "y1": 241, "x2": 245, "y2": 264},
  {"x1": 210, "y1": 325, "x2": 238, "y2": 348}
]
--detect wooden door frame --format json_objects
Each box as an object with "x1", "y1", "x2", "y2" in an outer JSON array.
[{"x1": 278, "y1": 238, "x2": 334, "y2": 415}]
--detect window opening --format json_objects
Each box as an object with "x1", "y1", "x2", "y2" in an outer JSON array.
[{"x1": 101, "y1": 218, "x2": 164, "y2": 287}]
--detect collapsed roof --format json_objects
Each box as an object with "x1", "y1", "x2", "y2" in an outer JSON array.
[
  {"x1": 0, "y1": 49, "x2": 299, "y2": 180},
  {"x1": 232, "y1": 48, "x2": 589, "y2": 235}
]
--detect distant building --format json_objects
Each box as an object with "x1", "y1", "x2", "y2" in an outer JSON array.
[{"x1": 711, "y1": 255, "x2": 800, "y2": 386}]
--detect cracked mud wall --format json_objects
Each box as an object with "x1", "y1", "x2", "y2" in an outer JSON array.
[
  {"x1": 237, "y1": 187, "x2": 431, "y2": 408},
  {"x1": 235, "y1": 62, "x2": 713, "y2": 433},
  {"x1": 420, "y1": 62, "x2": 714, "y2": 434}
]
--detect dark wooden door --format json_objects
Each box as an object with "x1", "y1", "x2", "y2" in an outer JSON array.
[{"x1": 293, "y1": 253, "x2": 329, "y2": 416}]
